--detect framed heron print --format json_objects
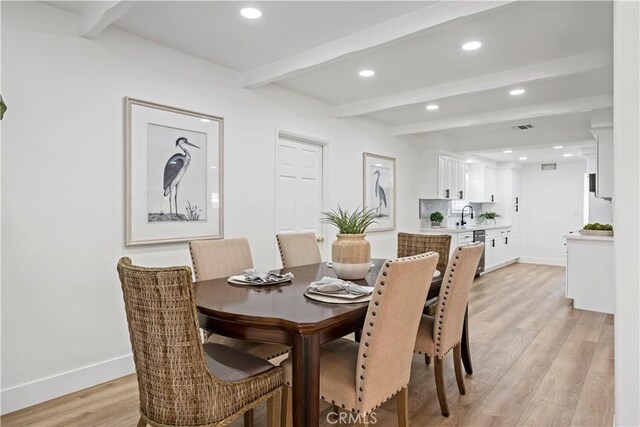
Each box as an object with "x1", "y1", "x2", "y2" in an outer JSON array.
[
  {"x1": 125, "y1": 98, "x2": 223, "y2": 246},
  {"x1": 363, "y1": 152, "x2": 396, "y2": 232}
]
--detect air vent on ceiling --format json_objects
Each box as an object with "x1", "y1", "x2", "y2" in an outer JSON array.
[
  {"x1": 541, "y1": 163, "x2": 557, "y2": 170},
  {"x1": 512, "y1": 124, "x2": 534, "y2": 130}
]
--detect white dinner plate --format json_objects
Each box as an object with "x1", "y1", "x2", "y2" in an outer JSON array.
[
  {"x1": 304, "y1": 292, "x2": 372, "y2": 304},
  {"x1": 228, "y1": 275, "x2": 291, "y2": 286}
]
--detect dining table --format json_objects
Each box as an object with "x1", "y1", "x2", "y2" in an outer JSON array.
[{"x1": 194, "y1": 258, "x2": 468, "y2": 427}]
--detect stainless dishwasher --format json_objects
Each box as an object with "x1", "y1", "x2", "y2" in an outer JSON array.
[{"x1": 473, "y1": 230, "x2": 486, "y2": 275}]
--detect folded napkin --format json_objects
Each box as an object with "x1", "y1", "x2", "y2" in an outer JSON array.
[
  {"x1": 307, "y1": 277, "x2": 373, "y2": 296},
  {"x1": 243, "y1": 269, "x2": 294, "y2": 283}
]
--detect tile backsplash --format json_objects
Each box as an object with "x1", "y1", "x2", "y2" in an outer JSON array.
[{"x1": 419, "y1": 199, "x2": 484, "y2": 227}]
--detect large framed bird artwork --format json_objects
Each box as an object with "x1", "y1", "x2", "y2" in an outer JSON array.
[
  {"x1": 363, "y1": 152, "x2": 396, "y2": 232},
  {"x1": 125, "y1": 98, "x2": 223, "y2": 246}
]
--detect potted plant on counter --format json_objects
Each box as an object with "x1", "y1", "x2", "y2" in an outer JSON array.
[
  {"x1": 430, "y1": 211, "x2": 444, "y2": 228},
  {"x1": 581, "y1": 223, "x2": 614, "y2": 236},
  {"x1": 321, "y1": 206, "x2": 377, "y2": 280},
  {"x1": 478, "y1": 211, "x2": 501, "y2": 225}
]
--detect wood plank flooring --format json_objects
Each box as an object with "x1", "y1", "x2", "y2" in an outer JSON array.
[{"x1": 1, "y1": 263, "x2": 614, "y2": 426}]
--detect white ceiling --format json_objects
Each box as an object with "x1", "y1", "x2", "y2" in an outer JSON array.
[
  {"x1": 46, "y1": 0, "x2": 614, "y2": 164},
  {"x1": 50, "y1": 1, "x2": 431, "y2": 71}
]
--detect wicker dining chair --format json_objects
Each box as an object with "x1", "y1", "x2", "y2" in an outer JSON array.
[
  {"x1": 413, "y1": 242, "x2": 484, "y2": 417},
  {"x1": 189, "y1": 238, "x2": 290, "y2": 360},
  {"x1": 276, "y1": 232, "x2": 322, "y2": 268},
  {"x1": 397, "y1": 232, "x2": 451, "y2": 275},
  {"x1": 280, "y1": 252, "x2": 440, "y2": 426},
  {"x1": 117, "y1": 257, "x2": 283, "y2": 427}
]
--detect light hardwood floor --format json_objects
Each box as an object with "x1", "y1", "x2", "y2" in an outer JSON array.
[{"x1": 1, "y1": 263, "x2": 614, "y2": 426}]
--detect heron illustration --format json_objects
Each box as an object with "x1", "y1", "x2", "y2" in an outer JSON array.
[
  {"x1": 163, "y1": 137, "x2": 200, "y2": 220},
  {"x1": 372, "y1": 170, "x2": 387, "y2": 216}
]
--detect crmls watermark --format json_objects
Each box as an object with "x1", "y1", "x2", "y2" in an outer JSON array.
[{"x1": 326, "y1": 411, "x2": 378, "y2": 424}]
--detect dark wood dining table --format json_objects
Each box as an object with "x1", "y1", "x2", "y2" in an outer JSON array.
[{"x1": 194, "y1": 259, "x2": 453, "y2": 427}]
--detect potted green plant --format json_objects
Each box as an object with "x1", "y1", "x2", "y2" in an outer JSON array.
[
  {"x1": 321, "y1": 206, "x2": 378, "y2": 280},
  {"x1": 478, "y1": 211, "x2": 501, "y2": 225},
  {"x1": 581, "y1": 223, "x2": 614, "y2": 236},
  {"x1": 429, "y1": 211, "x2": 444, "y2": 228}
]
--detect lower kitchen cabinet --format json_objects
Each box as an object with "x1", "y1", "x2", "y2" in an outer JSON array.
[{"x1": 484, "y1": 228, "x2": 519, "y2": 273}]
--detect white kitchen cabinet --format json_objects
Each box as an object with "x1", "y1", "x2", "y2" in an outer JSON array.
[
  {"x1": 420, "y1": 151, "x2": 467, "y2": 200},
  {"x1": 467, "y1": 164, "x2": 497, "y2": 203},
  {"x1": 484, "y1": 227, "x2": 517, "y2": 272},
  {"x1": 495, "y1": 167, "x2": 521, "y2": 232},
  {"x1": 592, "y1": 127, "x2": 613, "y2": 199}
]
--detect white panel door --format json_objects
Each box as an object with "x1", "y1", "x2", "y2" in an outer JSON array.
[{"x1": 276, "y1": 136, "x2": 324, "y2": 246}]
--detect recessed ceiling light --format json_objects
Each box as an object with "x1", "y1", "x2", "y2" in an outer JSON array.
[
  {"x1": 466, "y1": 159, "x2": 473, "y2": 163},
  {"x1": 519, "y1": 157, "x2": 528, "y2": 160},
  {"x1": 359, "y1": 69, "x2": 375, "y2": 78},
  {"x1": 503, "y1": 150, "x2": 513, "y2": 153},
  {"x1": 510, "y1": 89, "x2": 526, "y2": 96},
  {"x1": 426, "y1": 104, "x2": 439, "y2": 110},
  {"x1": 200, "y1": 118, "x2": 210, "y2": 123},
  {"x1": 462, "y1": 41, "x2": 482, "y2": 51},
  {"x1": 240, "y1": 7, "x2": 262, "y2": 19},
  {"x1": 553, "y1": 145, "x2": 563, "y2": 149},
  {"x1": 563, "y1": 153, "x2": 573, "y2": 157}
]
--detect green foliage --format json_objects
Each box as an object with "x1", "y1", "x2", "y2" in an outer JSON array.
[
  {"x1": 321, "y1": 206, "x2": 378, "y2": 234},
  {"x1": 0, "y1": 95, "x2": 6, "y2": 121},
  {"x1": 429, "y1": 211, "x2": 444, "y2": 223},
  {"x1": 478, "y1": 212, "x2": 501, "y2": 222},
  {"x1": 583, "y1": 223, "x2": 613, "y2": 231}
]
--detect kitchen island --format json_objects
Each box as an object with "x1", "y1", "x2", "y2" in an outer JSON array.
[{"x1": 564, "y1": 233, "x2": 614, "y2": 314}]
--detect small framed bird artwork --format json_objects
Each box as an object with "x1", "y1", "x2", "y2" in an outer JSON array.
[
  {"x1": 363, "y1": 152, "x2": 396, "y2": 232},
  {"x1": 125, "y1": 97, "x2": 223, "y2": 246}
]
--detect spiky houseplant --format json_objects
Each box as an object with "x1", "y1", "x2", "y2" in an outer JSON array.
[
  {"x1": 320, "y1": 206, "x2": 377, "y2": 280},
  {"x1": 478, "y1": 211, "x2": 501, "y2": 224},
  {"x1": 320, "y1": 206, "x2": 378, "y2": 234}
]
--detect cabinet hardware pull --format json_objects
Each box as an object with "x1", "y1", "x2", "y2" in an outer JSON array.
[
  {"x1": 515, "y1": 197, "x2": 519, "y2": 204},
  {"x1": 491, "y1": 195, "x2": 495, "y2": 202},
  {"x1": 515, "y1": 205, "x2": 519, "y2": 212},
  {"x1": 445, "y1": 189, "x2": 450, "y2": 198},
  {"x1": 505, "y1": 237, "x2": 508, "y2": 244},
  {"x1": 492, "y1": 239, "x2": 495, "y2": 247},
  {"x1": 459, "y1": 190, "x2": 463, "y2": 199}
]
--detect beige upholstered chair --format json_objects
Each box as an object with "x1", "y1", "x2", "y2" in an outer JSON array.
[
  {"x1": 276, "y1": 232, "x2": 322, "y2": 268},
  {"x1": 188, "y1": 238, "x2": 290, "y2": 360},
  {"x1": 117, "y1": 258, "x2": 283, "y2": 427},
  {"x1": 397, "y1": 232, "x2": 451, "y2": 274},
  {"x1": 281, "y1": 252, "x2": 440, "y2": 426},
  {"x1": 414, "y1": 242, "x2": 484, "y2": 417}
]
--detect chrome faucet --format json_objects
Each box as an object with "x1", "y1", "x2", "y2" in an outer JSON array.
[{"x1": 461, "y1": 205, "x2": 474, "y2": 227}]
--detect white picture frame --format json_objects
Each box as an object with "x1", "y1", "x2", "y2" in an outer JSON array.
[
  {"x1": 125, "y1": 97, "x2": 223, "y2": 246},
  {"x1": 363, "y1": 152, "x2": 396, "y2": 232}
]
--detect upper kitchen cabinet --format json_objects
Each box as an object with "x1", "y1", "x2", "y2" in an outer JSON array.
[
  {"x1": 592, "y1": 127, "x2": 613, "y2": 199},
  {"x1": 468, "y1": 164, "x2": 497, "y2": 203},
  {"x1": 420, "y1": 151, "x2": 467, "y2": 200}
]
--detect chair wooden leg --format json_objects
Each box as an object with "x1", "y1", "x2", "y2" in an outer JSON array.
[
  {"x1": 396, "y1": 387, "x2": 409, "y2": 427},
  {"x1": 424, "y1": 354, "x2": 432, "y2": 365},
  {"x1": 280, "y1": 386, "x2": 292, "y2": 427},
  {"x1": 434, "y1": 357, "x2": 450, "y2": 417},
  {"x1": 453, "y1": 344, "x2": 466, "y2": 395},
  {"x1": 136, "y1": 416, "x2": 146, "y2": 427},
  {"x1": 266, "y1": 389, "x2": 281, "y2": 427},
  {"x1": 244, "y1": 409, "x2": 254, "y2": 427}
]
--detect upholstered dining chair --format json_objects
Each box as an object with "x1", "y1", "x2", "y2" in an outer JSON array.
[
  {"x1": 413, "y1": 242, "x2": 484, "y2": 417},
  {"x1": 117, "y1": 257, "x2": 283, "y2": 427},
  {"x1": 276, "y1": 232, "x2": 322, "y2": 268},
  {"x1": 280, "y1": 252, "x2": 440, "y2": 426},
  {"x1": 189, "y1": 238, "x2": 290, "y2": 359}
]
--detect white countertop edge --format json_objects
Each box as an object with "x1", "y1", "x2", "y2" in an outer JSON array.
[
  {"x1": 564, "y1": 233, "x2": 614, "y2": 241},
  {"x1": 420, "y1": 224, "x2": 512, "y2": 233}
]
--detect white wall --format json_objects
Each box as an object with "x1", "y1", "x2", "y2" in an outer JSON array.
[
  {"x1": 519, "y1": 161, "x2": 586, "y2": 265},
  {"x1": 613, "y1": 0, "x2": 640, "y2": 424},
  {"x1": 0, "y1": 2, "x2": 422, "y2": 413}
]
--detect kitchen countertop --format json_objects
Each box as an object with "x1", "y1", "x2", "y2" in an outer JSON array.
[
  {"x1": 420, "y1": 224, "x2": 512, "y2": 233},
  {"x1": 564, "y1": 233, "x2": 614, "y2": 242}
]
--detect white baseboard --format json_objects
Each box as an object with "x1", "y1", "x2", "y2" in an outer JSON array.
[
  {"x1": 518, "y1": 256, "x2": 566, "y2": 266},
  {"x1": 1, "y1": 353, "x2": 135, "y2": 415}
]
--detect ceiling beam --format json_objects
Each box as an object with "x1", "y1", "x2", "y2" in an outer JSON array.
[
  {"x1": 393, "y1": 94, "x2": 613, "y2": 136},
  {"x1": 335, "y1": 50, "x2": 612, "y2": 117},
  {"x1": 243, "y1": 0, "x2": 514, "y2": 88},
  {"x1": 79, "y1": 1, "x2": 134, "y2": 39}
]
